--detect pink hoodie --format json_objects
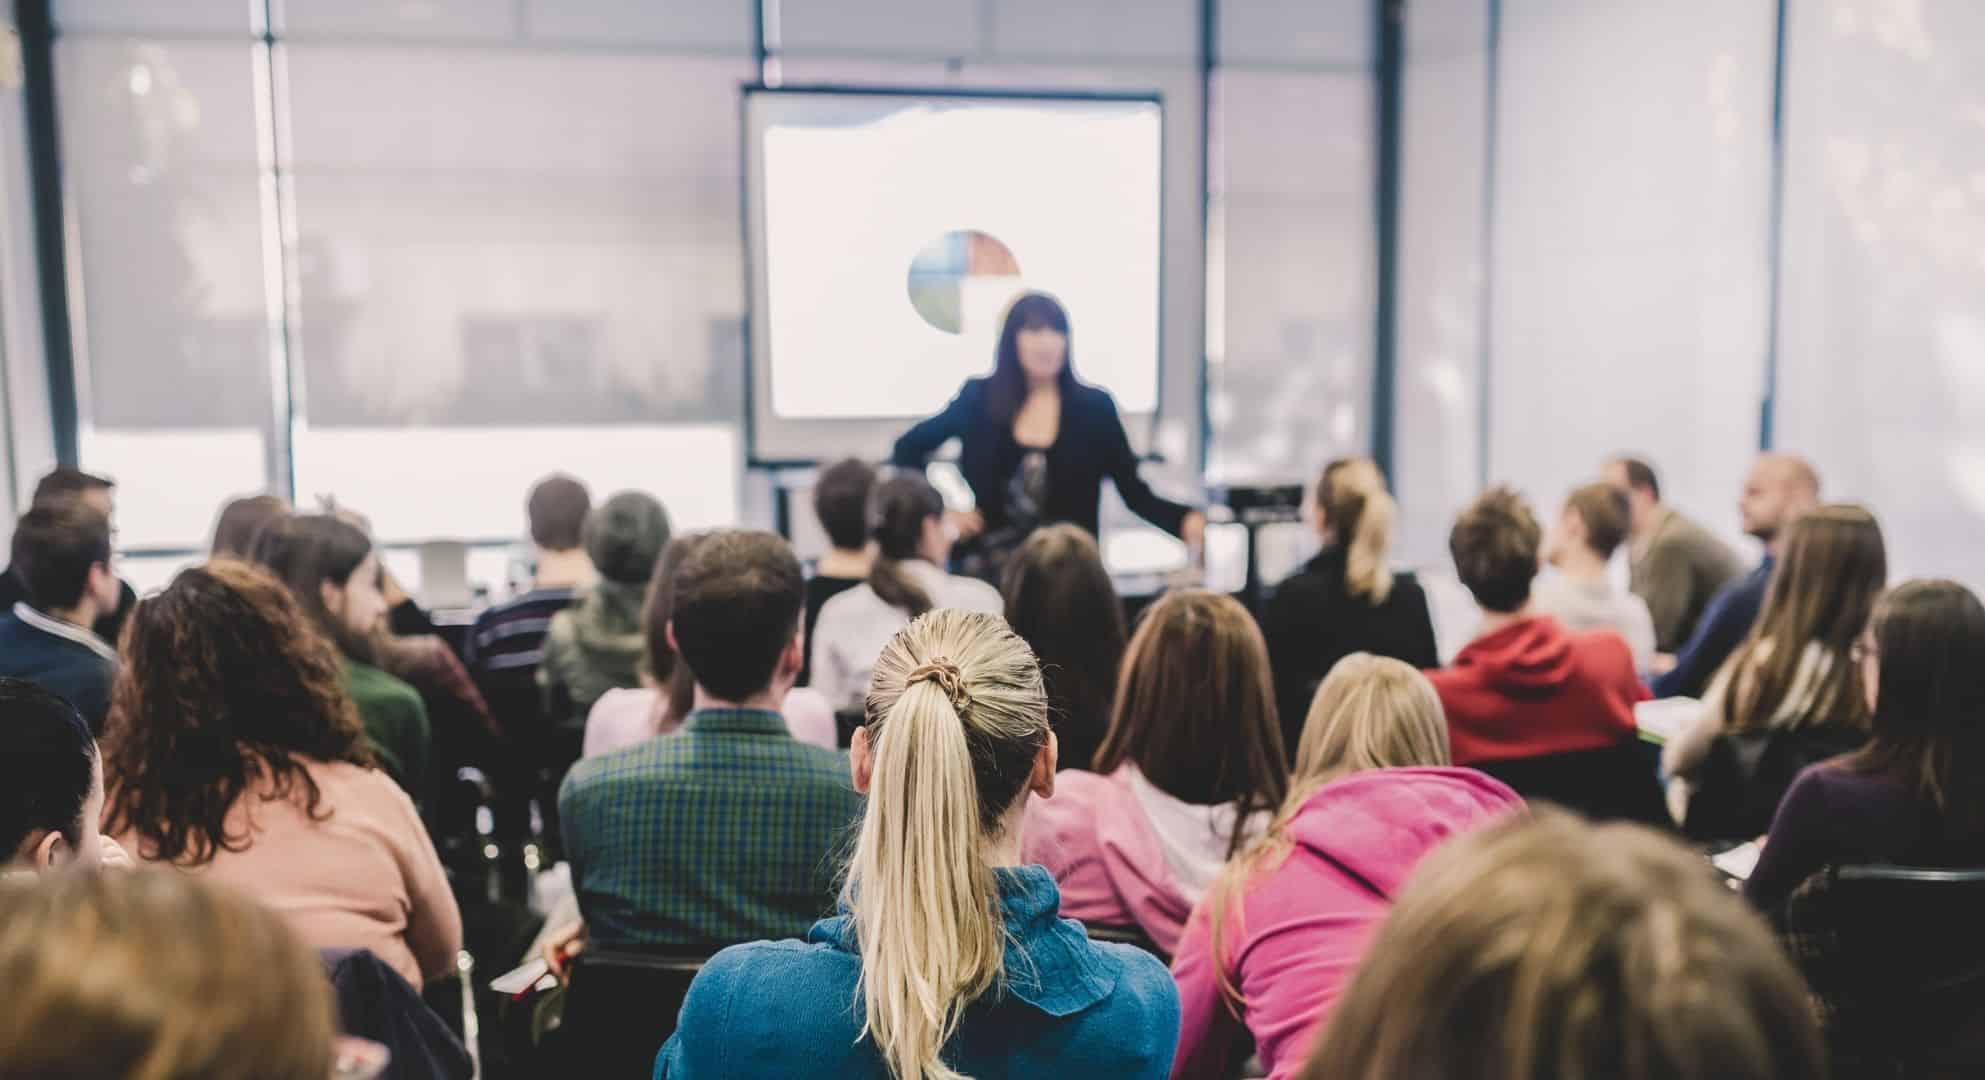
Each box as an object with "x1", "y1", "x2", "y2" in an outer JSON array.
[{"x1": 1167, "y1": 767, "x2": 1523, "y2": 1079}]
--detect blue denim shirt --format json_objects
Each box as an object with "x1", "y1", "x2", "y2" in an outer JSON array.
[{"x1": 654, "y1": 864, "x2": 1181, "y2": 1078}]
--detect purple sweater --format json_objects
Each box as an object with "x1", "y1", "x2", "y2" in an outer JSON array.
[{"x1": 1747, "y1": 762, "x2": 1982, "y2": 911}]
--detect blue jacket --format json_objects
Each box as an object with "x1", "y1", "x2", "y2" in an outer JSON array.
[
  {"x1": 654, "y1": 864, "x2": 1181, "y2": 1079},
  {"x1": 1653, "y1": 556, "x2": 1774, "y2": 699}
]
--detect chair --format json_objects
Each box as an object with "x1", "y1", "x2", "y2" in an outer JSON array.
[
  {"x1": 834, "y1": 709, "x2": 865, "y2": 749},
  {"x1": 1682, "y1": 725, "x2": 1864, "y2": 844},
  {"x1": 1471, "y1": 738, "x2": 1670, "y2": 827},
  {"x1": 554, "y1": 945, "x2": 712, "y2": 1076},
  {"x1": 1084, "y1": 923, "x2": 1170, "y2": 965},
  {"x1": 1803, "y1": 865, "x2": 1985, "y2": 1076}
]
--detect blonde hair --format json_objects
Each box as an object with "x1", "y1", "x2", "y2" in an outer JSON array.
[
  {"x1": 1205, "y1": 654, "x2": 1449, "y2": 1009},
  {"x1": 850, "y1": 609, "x2": 1050, "y2": 1080},
  {"x1": 0, "y1": 869, "x2": 337, "y2": 1080},
  {"x1": 1298, "y1": 812, "x2": 1825, "y2": 1080},
  {"x1": 1318, "y1": 458, "x2": 1397, "y2": 603}
]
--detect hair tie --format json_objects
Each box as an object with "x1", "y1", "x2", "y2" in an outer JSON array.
[{"x1": 906, "y1": 657, "x2": 971, "y2": 714}]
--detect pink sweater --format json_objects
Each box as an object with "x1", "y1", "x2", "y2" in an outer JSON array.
[
  {"x1": 117, "y1": 757, "x2": 463, "y2": 989},
  {"x1": 1168, "y1": 768, "x2": 1522, "y2": 1079},
  {"x1": 1022, "y1": 767, "x2": 1260, "y2": 956}
]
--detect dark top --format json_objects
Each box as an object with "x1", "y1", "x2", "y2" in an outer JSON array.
[
  {"x1": 800, "y1": 575, "x2": 863, "y2": 688},
  {"x1": 654, "y1": 864, "x2": 1180, "y2": 1079},
  {"x1": 1653, "y1": 556, "x2": 1774, "y2": 699},
  {"x1": 1747, "y1": 763, "x2": 1985, "y2": 912},
  {"x1": 1260, "y1": 547, "x2": 1439, "y2": 757},
  {"x1": 320, "y1": 947, "x2": 473, "y2": 1080},
  {"x1": 890, "y1": 378, "x2": 1193, "y2": 540},
  {"x1": 0, "y1": 605, "x2": 118, "y2": 735},
  {"x1": 465, "y1": 587, "x2": 579, "y2": 677},
  {"x1": 0, "y1": 564, "x2": 136, "y2": 646}
]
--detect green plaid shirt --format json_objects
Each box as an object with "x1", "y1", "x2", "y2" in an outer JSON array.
[{"x1": 559, "y1": 708, "x2": 864, "y2": 948}]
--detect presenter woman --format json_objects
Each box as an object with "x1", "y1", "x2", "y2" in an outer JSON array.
[{"x1": 892, "y1": 292, "x2": 1204, "y2": 581}]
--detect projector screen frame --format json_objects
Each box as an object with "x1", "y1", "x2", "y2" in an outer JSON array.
[{"x1": 739, "y1": 82, "x2": 1170, "y2": 469}]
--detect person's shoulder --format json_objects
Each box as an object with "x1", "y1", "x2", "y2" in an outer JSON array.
[
  {"x1": 675, "y1": 938, "x2": 864, "y2": 1054},
  {"x1": 1072, "y1": 942, "x2": 1182, "y2": 1071},
  {"x1": 947, "y1": 574, "x2": 1004, "y2": 613},
  {"x1": 814, "y1": 582, "x2": 878, "y2": 626}
]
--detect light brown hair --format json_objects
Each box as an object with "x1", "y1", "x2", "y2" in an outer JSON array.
[
  {"x1": 1317, "y1": 458, "x2": 1397, "y2": 603},
  {"x1": 1093, "y1": 589, "x2": 1288, "y2": 857},
  {"x1": 644, "y1": 532, "x2": 709, "y2": 727},
  {"x1": 1565, "y1": 481, "x2": 1631, "y2": 558},
  {"x1": 0, "y1": 869, "x2": 336, "y2": 1080},
  {"x1": 1300, "y1": 812, "x2": 1826, "y2": 1080},
  {"x1": 1206, "y1": 654, "x2": 1449, "y2": 1009},
  {"x1": 1000, "y1": 524, "x2": 1127, "y2": 770},
  {"x1": 1718, "y1": 504, "x2": 1885, "y2": 737},
  {"x1": 1449, "y1": 487, "x2": 1542, "y2": 614},
  {"x1": 209, "y1": 494, "x2": 290, "y2": 559}
]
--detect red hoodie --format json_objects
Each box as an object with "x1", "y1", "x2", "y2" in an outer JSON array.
[{"x1": 1426, "y1": 615, "x2": 1647, "y2": 766}]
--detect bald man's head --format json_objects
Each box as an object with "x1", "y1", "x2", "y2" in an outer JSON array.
[{"x1": 1740, "y1": 453, "x2": 1821, "y2": 545}]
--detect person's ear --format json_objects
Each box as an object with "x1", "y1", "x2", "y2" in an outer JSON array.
[
  {"x1": 778, "y1": 628, "x2": 804, "y2": 680},
  {"x1": 850, "y1": 725, "x2": 875, "y2": 795},
  {"x1": 30, "y1": 829, "x2": 67, "y2": 872},
  {"x1": 319, "y1": 579, "x2": 346, "y2": 617},
  {"x1": 1029, "y1": 729, "x2": 1058, "y2": 800},
  {"x1": 665, "y1": 619, "x2": 679, "y2": 652}
]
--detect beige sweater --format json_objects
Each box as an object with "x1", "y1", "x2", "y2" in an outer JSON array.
[{"x1": 118, "y1": 757, "x2": 462, "y2": 989}]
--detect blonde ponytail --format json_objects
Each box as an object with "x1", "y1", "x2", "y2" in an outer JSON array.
[
  {"x1": 851, "y1": 610, "x2": 1050, "y2": 1080},
  {"x1": 1321, "y1": 458, "x2": 1397, "y2": 603}
]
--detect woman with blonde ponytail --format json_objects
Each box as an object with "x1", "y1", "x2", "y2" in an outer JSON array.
[
  {"x1": 656, "y1": 609, "x2": 1181, "y2": 1079},
  {"x1": 1167, "y1": 656, "x2": 1520, "y2": 1079},
  {"x1": 1261, "y1": 458, "x2": 1439, "y2": 761}
]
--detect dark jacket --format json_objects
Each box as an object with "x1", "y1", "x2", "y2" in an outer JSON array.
[
  {"x1": 1653, "y1": 556, "x2": 1773, "y2": 699},
  {"x1": 890, "y1": 378, "x2": 1191, "y2": 539},
  {"x1": 1260, "y1": 547, "x2": 1439, "y2": 756},
  {"x1": 0, "y1": 604, "x2": 118, "y2": 734},
  {"x1": 320, "y1": 947, "x2": 473, "y2": 1080},
  {"x1": 0, "y1": 564, "x2": 136, "y2": 647}
]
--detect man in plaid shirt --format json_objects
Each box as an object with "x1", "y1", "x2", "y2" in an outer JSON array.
[{"x1": 559, "y1": 530, "x2": 863, "y2": 947}]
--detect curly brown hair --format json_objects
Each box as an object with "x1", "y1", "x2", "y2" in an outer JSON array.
[{"x1": 101, "y1": 559, "x2": 375, "y2": 865}]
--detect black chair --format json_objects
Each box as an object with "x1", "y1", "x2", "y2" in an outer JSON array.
[
  {"x1": 1808, "y1": 865, "x2": 1985, "y2": 1076},
  {"x1": 1682, "y1": 726, "x2": 1864, "y2": 844},
  {"x1": 1472, "y1": 738, "x2": 1669, "y2": 827},
  {"x1": 554, "y1": 945, "x2": 712, "y2": 1076},
  {"x1": 835, "y1": 709, "x2": 865, "y2": 749},
  {"x1": 1084, "y1": 923, "x2": 1170, "y2": 965}
]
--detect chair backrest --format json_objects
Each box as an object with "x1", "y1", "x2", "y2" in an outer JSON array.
[
  {"x1": 559, "y1": 946, "x2": 712, "y2": 1077},
  {"x1": 1084, "y1": 923, "x2": 1170, "y2": 965},
  {"x1": 1826, "y1": 864, "x2": 1985, "y2": 1071},
  {"x1": 1684, "y1": 726, "x2": 1865, "y2": 843},
  {"x1": 1471, "y1": 738, "x2": 1669, "y2": 827},
  {"x1": 834, "y1": 709, "x2": 864, "y2": 749}
]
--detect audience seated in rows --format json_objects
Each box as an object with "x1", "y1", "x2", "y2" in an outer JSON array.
[
  {"x1": 801, "y1": 457, "x2": 876, "y2": 687},
  {"x1": 1025, "y1": 589, "x2": 1288, "y2": 955},
  {"x1": 1300, "y1": 812, "x2": 1825, "y2": 1080},
  {"x1": 208, "y1": 492, "x2": 290, "y2": 559},
  {"x1": 812, "y1": 471, "x2": 1002, "y2": 712},
  {"x1": 1427, "y1": 487, "x2": 1645, "y2": 767},
  {"x1": 0, "y1": 467, "x2": 137, "y2": 644},
  {"x1": 1606, "y1": 455, "x2": 1742, "y2": 656},
  {"x1": 999, "y1": 523, "x2": 1127, "y2": 772},
  {"x1": 252, "y1": 514, "x2": 433, "y2": 796},
  {"x1": 583, "y1": 531, "x2": 835, "y2": 758},
  {"x1": 657, "y1": 609, "x2": 1181, "y2": 1078},
  {"x1": 1260, "y1": 458, "x2": 1438, "y2": 758},
  {"x1": 102, "y1": 561, "x2": 462, "y2": 989},
  {"x1": 1664, "y1": 505, "x2": 1885, "y2": 838},
  {"x1": 1747, "y1": 578, "x2": 1985, "y2": 912},
  {"x1": 0, "y1": 870, "x2": 341, "y2": 1080},
  {"x1": 1535, "y1": 481, "x2": 1657, "y2": 671},
  {"x1": 0, "y1": 499, "x2": 121, "y2": 733},
  {"x1": 1169, "y1": 655, "x2": 1520, "y2": 1080},
  {"x1": 0, "y1": 678, "x2": 118, "y2": 878},
  {"x1": 558, "y1": 531, "x2": 863, "y2": 952},
  {"x1": 1652, "y1": 453, "x2": 1819, "y2": 698},
  {"x1": 540, "y1": 490, "x2": 672, "y2": 731}
]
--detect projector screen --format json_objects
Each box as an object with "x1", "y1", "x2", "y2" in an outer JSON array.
[{"x1": 743, "y1": 87, "x2": 1165, "y2": 463}]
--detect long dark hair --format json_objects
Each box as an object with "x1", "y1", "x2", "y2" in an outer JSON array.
[
  {"x1": 867, "y1": 472, "x2": 944, "y2": 618},
  {"x1": 1094, "y1": 589, "x2": 1289, "y2": 857},
  {"x1": 1718, "y1": 505, "x2": 1885, "y2": 736},
  {"x1": 1844, "y1": 579, "x2": 1985, "y2": 840},
  {"x1": 249, "y1": 514, "x2": 380, "y2": 664},
  {"x1": 1001, "y1": 524, "x2": 1126, "y2": 771},
  {"x1": 101, "y1": 560, "x2": 375, "y2": 865},
  {"x1": 983, "y1": 292, "x2": 1076, "y2": 427}
]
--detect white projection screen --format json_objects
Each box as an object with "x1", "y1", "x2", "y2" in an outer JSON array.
[{"x1": 743, "y1": 87, "x2": 1165, "y2": 463}]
